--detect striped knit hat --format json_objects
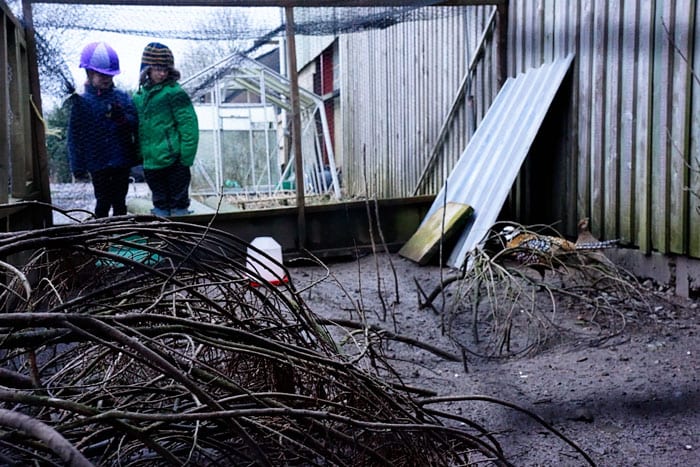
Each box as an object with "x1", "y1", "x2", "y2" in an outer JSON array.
[{"x1": 140, "y1": 42, "x2": 174, "y2": 71}]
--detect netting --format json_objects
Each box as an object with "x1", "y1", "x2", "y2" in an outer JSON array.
[{"x1": 9, "y1": 1, "x2": 468, "y2": 220}]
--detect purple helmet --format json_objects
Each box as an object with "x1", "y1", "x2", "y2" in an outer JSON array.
[{"x1": 79, "y1": 42, "x2": 120, "y2": 76}]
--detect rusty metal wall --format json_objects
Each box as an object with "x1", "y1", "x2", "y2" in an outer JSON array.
[
  {"x1": 339, "y1": 5, "x2": 500, "y2": 200},
  {"x1": 508, "y1": 0, "x2": 700, "y2": 258}
]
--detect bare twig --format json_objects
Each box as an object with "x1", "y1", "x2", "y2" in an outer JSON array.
[{"x1": 0, "y1": 408, "x2": 92, "y2": 467}]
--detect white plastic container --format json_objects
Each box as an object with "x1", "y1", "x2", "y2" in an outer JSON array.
[{"x1": 246, "y1": 236, "x2": 287, "y2": 286}]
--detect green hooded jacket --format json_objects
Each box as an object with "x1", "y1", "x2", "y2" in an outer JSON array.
[{"x1": 133, "y1": 80, "x2": 199, "y2": 170}]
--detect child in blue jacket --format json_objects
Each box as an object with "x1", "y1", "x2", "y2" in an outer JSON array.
[{"x1": 68, "y1": 41, "x2": 139, "y2": 218}]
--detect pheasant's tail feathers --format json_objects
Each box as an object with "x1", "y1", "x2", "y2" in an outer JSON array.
[{"x1": 575, "y1": 239, "x2": 620, "y2": 250}]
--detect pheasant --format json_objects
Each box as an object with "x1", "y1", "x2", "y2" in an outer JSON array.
[
  {"x1": 499, "y1": 224, "x2": 619, "y2": 275},
  {"x1": 501, "y1": 226, "x2": 575, "y2": 267}
]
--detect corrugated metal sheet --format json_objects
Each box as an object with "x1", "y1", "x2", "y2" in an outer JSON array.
[{"x1": 418, "y1": 54, "x2": 574, "y2": 268}]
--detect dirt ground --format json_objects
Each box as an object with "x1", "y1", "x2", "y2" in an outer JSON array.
[
  {"x1": 286, "y1": 252, "x2": 699, "y2": 467},
  {"x1": 46, "y1": 184, "x2": 698, "y2": 465}
]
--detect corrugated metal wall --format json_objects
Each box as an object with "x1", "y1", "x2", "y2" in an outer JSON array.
[
  {"x1": 339, "y1": 5, "x2": 500, "y2": 199},
  {"x1": 508, "y1": 0, "x2": 699, "y2": 257},
  {"x1": 340, "y1": 1, "x2": 700, "y2": 259}
]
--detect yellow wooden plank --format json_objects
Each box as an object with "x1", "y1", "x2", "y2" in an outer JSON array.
[{"x1": 399, "y1": 202, "x2": 473, "y2": 265}]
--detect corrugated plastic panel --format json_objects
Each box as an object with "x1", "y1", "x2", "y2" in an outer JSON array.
[{"x1": 420, "y1": 54, "x2": 574, "y2": 268}]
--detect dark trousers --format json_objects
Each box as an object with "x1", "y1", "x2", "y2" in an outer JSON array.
[
  {"x1": 144, "y1": 162, "x2": 191, "y2": 211},
  {"x1": 91, "y1": 167, "x2": 131, "y2": 218}
]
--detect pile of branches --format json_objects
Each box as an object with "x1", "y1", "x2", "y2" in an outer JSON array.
[
  {"x1": 429, "y1": 224, "x2": 652, "y2": 358},
  {"x1": 0, "y1": 215, "x2": 509, "y2": 466}
]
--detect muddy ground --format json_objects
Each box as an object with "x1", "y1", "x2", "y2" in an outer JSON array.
[
  {"x1": 48, "y1": 184, "x2": 698, "y2": 465},
  {"x1": 286, "y1": 252, "x2": 699, "y2": 467}
]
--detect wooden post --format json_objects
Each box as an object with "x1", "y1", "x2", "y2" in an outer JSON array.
[
  {"x1": 496, "y1": 2, "x2": 509, "y2": 90},
  {"x1": 22, "y1": 0, "x2": 53, "y2": 226},
  {"x1": 285, "y1": 6, "x2": 306, "y2": 250}
]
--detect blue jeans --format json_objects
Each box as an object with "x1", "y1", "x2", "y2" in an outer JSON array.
[{"x1": 144, "y1": 161, "x2": 191, "y2": 214}]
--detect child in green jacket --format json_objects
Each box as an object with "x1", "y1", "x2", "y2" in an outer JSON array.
[{"x1": 133, "y1": 42, "x2": 199, "y2": 217}]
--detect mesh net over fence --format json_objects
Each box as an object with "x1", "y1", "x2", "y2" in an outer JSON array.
[{"x1": 9, "y1": 1, "x2": 469, "y2": 220}]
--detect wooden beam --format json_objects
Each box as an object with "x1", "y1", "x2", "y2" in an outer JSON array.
[
  {"x1": 496, "y1": 1, "x2": 508, "y2": 89},
  {"x1": 0, "y1": 6, "x2": 9, "y2": 205},
  {"x1": 285, "y1": 6, "x2": 306, "y2": 250},
  {"x1": 22, "y1": 0, "x2": 53, "y2": 220}
]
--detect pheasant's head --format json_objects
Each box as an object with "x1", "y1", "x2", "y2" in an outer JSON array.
[
  {"x1": 577, "y1": 217, "x2": 590, "y2": 233},
  {"x1": 500, "y1": 225, "x2": 521, "y2": 242}
]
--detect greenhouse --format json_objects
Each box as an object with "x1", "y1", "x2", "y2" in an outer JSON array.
[{"x1": 182, "y1": 49, "x2": 341, "y2": 201}]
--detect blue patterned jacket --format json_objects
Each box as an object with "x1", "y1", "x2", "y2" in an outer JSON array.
[{"x1": 67, "y1": 83, "x2": 139, "y2": 175}]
